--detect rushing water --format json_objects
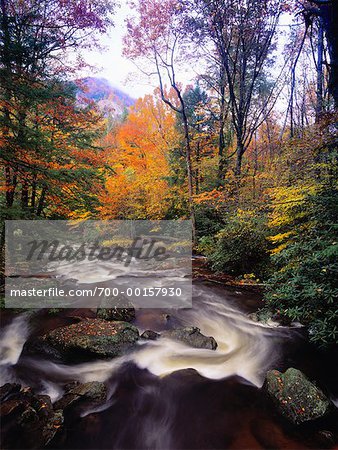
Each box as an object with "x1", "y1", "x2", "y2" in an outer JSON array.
[
  {"x1": 0, "y1": 311, "x2": 33, "y2": 386},
  {"x1": 1, "y1": 284, "x2": 289, "y2": 388},
  {"x1": 1, "y1": 281, "x2": 337, "y2": 449}
]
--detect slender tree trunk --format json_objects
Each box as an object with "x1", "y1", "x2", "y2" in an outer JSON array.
[
  {"x1": 235, "y1": 139, "x2": 245, "y2": 176},
  {"x1": 290, "y1": 73, "x2": 295, "y2": 138},
  {"x1": 154, "y1": 49, "x2": 196, "y2": 243},
  {"x1": 218, "y1": 79, "x2": 226, "y2": 184},
  {"x1": 31, "y1": 174, "x2": 37, "y2": 211},
  {"x1": 218, "y1": 123, "x2": 226, "y2": 183},
  {"x1": 5, "y1": 166, "x2": 16, "y2": 208},
  {"x1": 36, "y1": 186, "x2": 47, "y2": 216},
  {"x1": 252, "y1": 132, "x2": 258, "y2": 200},
  {"x1": 1, "y1": 0, "x2": 15, "y2": 210},
  {"x1": 195, "y1": 141, "x2": 200, "y2": 195},
  {"x1": 21, "y1": 178, "x2": 29, "y2": 208},
  {"x1": 182, "y1": 110, "x2": 196, "y2": 244},
  {"x1": 316, "y1": 15, "x2": 324, "y2": 121},
  {"x1": 317, "y1": 1, "x2": 338, "y2": 109},
  {"x1": 288, "y1": 24, "x2": 309, "y2": 138}
]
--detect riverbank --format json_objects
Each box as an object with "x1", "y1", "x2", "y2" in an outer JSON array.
[{"x1": 192, "y1": 257, "x2": 264, "y2": 293}]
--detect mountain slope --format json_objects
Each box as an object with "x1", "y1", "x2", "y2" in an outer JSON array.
[{"x1": 76, "y1": 77, "x2": 135, "y2": 116}]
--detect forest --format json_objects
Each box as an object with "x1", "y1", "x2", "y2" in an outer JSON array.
[{"x1": 0, "y1": 1, "x2": 338, "y2": 449}]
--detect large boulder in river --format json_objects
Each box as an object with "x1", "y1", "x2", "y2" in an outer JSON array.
[
  {"x1": 0, "y1": 383, "x2": 21, "y2": 401},
  {"x1": 0, "y1": 383, "x2": 63, "y2": 449},
  {"x1": 96, "y1": 294, "x2": 135, "y2": 322},
  {"x1": 161, "y1": 326, "x2": 217, "y2": 350},
  {"x1": 265, "y1": 368, "x2": 333, "y2": 424},
  {"x1": 141, "y1": 330, "x2": 160, "y2": 340},
  {"x1": 24, "y1": 319, "x2": 139, "y2": 363},
  {"x1": 54, "y1": 381, "x2": 107, "y2": 413}
]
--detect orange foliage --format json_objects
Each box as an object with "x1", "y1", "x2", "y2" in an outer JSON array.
[
  {"x1": 0, "y1": 87, "x2": 106, "y2": 218},
  {"x1": 98, "y1": 90, "x2": 180, "y2": 219}
]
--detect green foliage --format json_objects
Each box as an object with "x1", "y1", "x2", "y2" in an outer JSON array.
[
  {"x1": 196, "y1": 235, "x2": 217, "y2": 256},
  {"x1": 195, "y1": 205, "x2": 225, "y2": 238},
  {"x1": 263, "y1": 187, "x2": 338, "y2": 346},
  {"x1": 205, "y1": 211, "x2": 269, "y2": 276}
]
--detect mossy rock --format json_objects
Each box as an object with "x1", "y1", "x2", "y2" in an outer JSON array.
[
  {"x1": 265, "y1": 368, "x2": 333, "y2": 424},
  {"x1": 96, "y1": 294, "x2": 135, "y2": 322},
  {"x1": 96, "y1": 307, "x2": 135, "y2": 322},
  {"x1": 161, "y1": 326, "x2": 217, "y2": 350},
  {"x1": 54, "y1": 381, "x2": 107, "y2": 411},
  {"x1": 23, "y1": 319, "x2": 139, "y2": 363},
  {"x1": 0, "y1": 383, "x2": 63, "y2": 448},
  {"x1": 141, "y1": 330, "x2": 160, "y2": 340}
]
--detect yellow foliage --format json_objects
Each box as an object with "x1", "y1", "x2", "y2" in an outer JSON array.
[
  {"x1": 268, "y1": 231, "x2": 294, "y2": 244},
  {"x1": 267, "y1": 181, "x2": 319, "y2": 254},
  {"x1": 98, "y1": 91, "x2": 182, "y2": 219}
]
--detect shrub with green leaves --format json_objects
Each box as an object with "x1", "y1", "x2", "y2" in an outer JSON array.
[
  {"x1": 206, "y1": 211, "x2": 269, "y2": 277},
  {"x1": 263, "y1": 187, "x2": 338, "y2": 346},
  {"x1": 195, "y1": 205, "x2": 225, "y2": 239}
]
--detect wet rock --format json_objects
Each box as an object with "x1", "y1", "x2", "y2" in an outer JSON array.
[
  {"x1": 96, "y1": 294, "x2": 135, "y2": 322},
  {"x1": 251, "y1": 310, "x2": 292, "y2": 326},
  {"x1": 54, "y1": 381, "x2": 107, "y2": 411},
  {"x1": 271, "y1": 311, "x2": 292, "y2": 326},
  {"x1": 248, "y1": 312, "x2": 259, "y2": 322},
  {"x1": 315, "y1": 430, "x2": 335, "y2": 448},
  {"x1": 0, "y1": 384, "x2": 63, "y2": 449},
  {"x1": 0, "y1": 398, "x2": 27, "y2": 417},
  {"x1": 23, "y1": 319, "x2": 139, "y2": 363},
  {"x1": 42, "y1": 410, "x2": 64, "y2": 446},
  {"x1": 97, "y1": 307, "x2": 135, "y2": 322},
  {"x1": 163, "y1": 368, "x2": 204, "y2": 382},
  {"x1": 34, "y1": 395, "x2": 53, "y2": 419},
  {"x1": 265, "y1": 368, "x2": 333, "y2": 424},
  {"x1": 0, "y1": 383, "x2": 21, "y2": 402},
  {"x1": 161, "y1": 326, "x2": 217, "y2": 350},
  {"x1": 141, "y1": 330, "x2": 160, "y2": 340},
  {"x1": 64, "y1": 381, "x2": 80, "y2": 391},
  {"x1": 17, "y1": 405, "x2": 39, "y2": 426},
  {"x1": 67, "y1": 381, "x2": 107, "y2": 401}
]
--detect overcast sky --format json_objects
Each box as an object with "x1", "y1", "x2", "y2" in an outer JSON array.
[
  {"x1": 81, "y1": 4, "x2": 159, "y2": 99},
  {"x1": 81, "y1": 3, "x2": 196, "y2": 99},
  {"x1": 81, "y1": 5, "x2": 294, "y2": 108}
]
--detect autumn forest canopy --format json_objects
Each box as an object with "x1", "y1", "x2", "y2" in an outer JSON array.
[{"x1": 0, "y1": 0, "x2": 337, "y2": 345}]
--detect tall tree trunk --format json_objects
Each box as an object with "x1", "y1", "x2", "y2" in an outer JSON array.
[
  {"x1": 182, "y1": 110, "x2": 196, "y2": 244},
  {"x1": 316, "y1": 15, "x2": 324, "y2": 121},
  {"x1": 1, "y1": 0, "x2": 15, "y2": 210},
  {"x1": 21, "y1": 178, "x2": 29, "y2": 209},
  {"x1": 36, "y1": 186, "x2": 47, "y2": 216},
  {"x1": 5, "y1": 166, "x2": 16, "y2": 208},
  {"x1": 154, "y1": 50, "x2": 196, "y2": 244},
  {"x1": 218, "y1": 122, "x2": 226, "y2": 183},
  {"x1": 312, "y1": 1, "x2": 338, "y2": 109},
  {"x1": 235, "y1": 140, "x2": 245, "y2": 176},
  {"x1": 252, "y1": 132, "x2": 258, "y2": 200},
  {"x1": 31, "y1": 174, "x2": 37, "y2": 211},
  {"x1": 195, "y1": 141, "x2": 200, "y2": 195},
  {"x1": 290, "y1": 71, "x2": 295, "y2": 138},
  {"x1": 218, "y1": 79, "x2": 227, "y2": 184}
]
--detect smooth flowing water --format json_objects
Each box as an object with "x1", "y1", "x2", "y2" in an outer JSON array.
[{"x1": 1, "y1": 281, "x2": 337, "y2": 449}]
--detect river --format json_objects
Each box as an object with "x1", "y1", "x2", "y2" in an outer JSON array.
[{"x1": 1, "y1": 280, "x2": 337, "y2": 449}]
